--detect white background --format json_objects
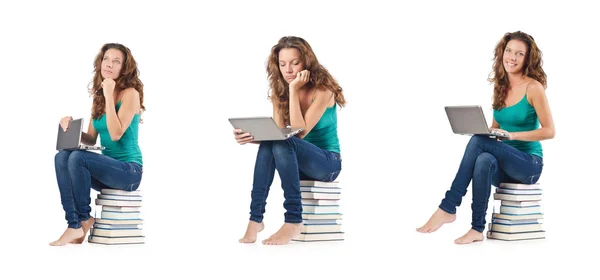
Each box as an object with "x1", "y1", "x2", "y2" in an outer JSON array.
[{"x1": 0, "y1": 0, "x2": 598, "y2": 278}]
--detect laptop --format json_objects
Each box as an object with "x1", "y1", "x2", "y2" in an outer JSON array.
[
  {"x1": 56, "y1": 118, "x2": 105, "y2": 150},
  {"x1": 228, "y1": 117, "x2": 303, "y2": 141},
  {"x1": 444, "y1": 105, "x2": 509, "y2": 138}
]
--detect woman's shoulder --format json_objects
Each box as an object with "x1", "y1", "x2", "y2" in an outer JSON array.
[
  {"x1": 120, "y1": 88, "x2": 140, "y2": 102},
  {"x1": 122, "y1": 87, "x2": 140, "y2": 96},
  {"x1": 313, "y1": 87, "x2": 334, "y2": 99},
  {"x1": 527, "y1": 79, "x2": 545, "y2": 97},
  {"x1": 525, "y1": 78, "x2": 547, "y2": 106}
]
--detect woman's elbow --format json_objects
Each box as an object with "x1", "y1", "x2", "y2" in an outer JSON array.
[
  {"x1": 546, "y1": 127, "x2": 556, "y2": 139},
  {"x1": 110, "y1": 131, "x2": 124, "y2": 141}
]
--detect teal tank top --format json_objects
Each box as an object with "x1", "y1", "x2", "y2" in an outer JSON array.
[
  {"x1": 92, "y1": 101, "x2": 143, "y2": 165},
  {"x1": 303, "y1": 103, "x2": 340, "y2": 154},
  {"x1": 493, "y1": 94, "x2": 543, "y2": 158}
]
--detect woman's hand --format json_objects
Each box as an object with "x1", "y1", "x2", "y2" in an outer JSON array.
[
  {"x1": 491, "y1": 128, "x2": 513, "y2": 140},
  {"x1": 59, "y1": 116, "x2": 73, "y2": 132},
  {"x1": 233, "y1": 128, "x2": 254, "y2": 145},
  {"x1": 289, "y1": 70, "x2": 310, "y2": 91},
  {"x1": 101, "y1": 78, "x2": 116, "y2": 98}
]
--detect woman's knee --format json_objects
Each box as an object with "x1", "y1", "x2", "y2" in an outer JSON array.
[
  {"x1": 474, "y1": 152, "x2": 497, "y2": 172},
  {"x1": 66, "y1": 150, "x2": 87, "y2": 169},
  {"x1": 272, "y1": 138, "x2": 295, "y2": 156},
  {"x1": 468, "y1": 135, "x2": 490, "y2": 146},
  {"x1": 54, "y1": 150, "x2": 71, "y2": 167},
  {"x1": 256, "y1": 141, "x2": 273, "y2": 157}
]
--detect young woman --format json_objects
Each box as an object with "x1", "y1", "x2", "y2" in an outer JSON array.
[
  {"x1": 234, "y1": 36, "x2": 346, "y2": 245},
  {"x1": 417, "y1": 31, "x2": 555, "y2": 244},
  {"x1": 50, "y1": 43, "x2": 145, "y2": 246}
]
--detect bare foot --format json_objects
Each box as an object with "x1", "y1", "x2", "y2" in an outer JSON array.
[
  {"x1": 416, "y1": 208, "x2": 456, "y2": 233},
  {"x1": 49, "y1": 227, "x2": 84, "y2": 246},
  {"x1": 239, "y1": 221, "x2": 264, "y2": 243},
  {"x1": 70, "y1": 217, "x2": 95, "y2": 244},
  {"x1": 262, "y1": 223, "x2": 302, "y2": 245},
  {"x1": 454, "y1": 229, "x2": 484, "y2": 245}
]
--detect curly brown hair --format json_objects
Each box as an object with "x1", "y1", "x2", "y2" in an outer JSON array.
[
  {"x1": 488, "y1": 31, "x2": 547, "y2": 110},
  {"x1": 266, "y1": 36, "x2": 346, "y2": 125},
  {"x1": 89, "y1": 43, "x2": 145, "y2": 121}
]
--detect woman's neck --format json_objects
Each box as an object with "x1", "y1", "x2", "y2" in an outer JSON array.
[{"x1": 507, "y1": 72, "x2": 527, "y2": 88}]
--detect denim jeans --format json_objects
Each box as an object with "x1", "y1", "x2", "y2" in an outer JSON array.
[
  {"x1": 54, "y1": 150, "x2": 143, "y2": 228},
  {"x1": 249, "y1": 137, "x2": 342, "y2": 223},
  {"x1": 439, "y1": 135, "x2": 544, "y2": 232}
]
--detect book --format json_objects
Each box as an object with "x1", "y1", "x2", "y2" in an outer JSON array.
[
  {"x1": 100, "y1": 189, "x2": 142, "y2": 196},
  {"x1": 498, "y1": 182, "x2": 540, "y2": 190},
  {"x1": 488, "y1": 223, "x2": 543, "y2": 233},
  {"x1": 301, "y1": 199, "x2": 339, "y2": 206},
  {"x1": 95, "y1": 218, "x2": 143, "y2": 225},
  {"x1": 486, "y1": 230, "x2": 545, "y2": 241},
  {"x1": 300, "y1": 181, "x2": 339, "y2": 187},
  {"x1": 102, "y1": 205, "x2": 141, "y2": 212},
  {"x1": 97, "y1": 194, "x2": 143, "y2": 201},
  {"x1": 300, "y1": 186, "x2": 341, "y2": 193},
  {"x1": 501, "y1": 200, "x2": 540, "y2": 207},
  {"x1": 302, "y1": 219, "x2": 340, "y2": 225},
  {"x1": 95, "y1": 198, "x2": 142, "y2": 207},
  {"x1": 101, "y1": 211, "x2": 142, "y2": 220},
  {"x1": 91, "y1": 228, "x2": 143, "y2": 237},
  {"x1": 301, "y1": 192, "x2": 340, "y2": 200},
  {"x1": 88, "y1": 235, "x2": 145, "y2": 245},
  {"x1": 496, "y1": 188, "x2": 542, "y2": 195},
  {"x1": 93, "y1": 223, "x2": 141, "y2": 230},
  {"x1": 302, "y1": 213, "x2": 343, "y2": 220},
  {"x1": 301, "y1": 205, "x2": 340, "y2": 214},
  {"x1": 492, "y1": 213, "x2": 544, "y2": 220},
  {"x1": 292, "y1": 232, "x2": 345, "y2": 242},
  {"x1": 301, "y1": 224, "x2": 343, "y2": 233},
  {"x1": 493, "y1": 193, "x2": 541, "y2": 202},
  {"x1": 491, "y1": 218, "x2": 541, "y2": 225},
  {"x1": 499, "y1": 205, "x2": 542, "y2": 215}
]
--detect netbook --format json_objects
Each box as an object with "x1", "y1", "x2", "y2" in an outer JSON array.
[
  {"x1": 56, "y1": 118, "x2": 105, "y2": 151},
  {"x1": 444, "y1": 105, "x2": 509, "y2": 138},
  {"x1": 228, "y1": 117, "x2": 303, "y2": 141}
]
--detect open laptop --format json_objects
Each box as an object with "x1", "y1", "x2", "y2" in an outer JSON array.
[
  {"x1": 444, "y1": 105, "x2": 509, "y2": 138},
  {"x1": 56, "y1": 118, "x2": 105, "y2": 150},
  {"x1": 228, "y1": 117, "x2": 303, "y2": 141}
]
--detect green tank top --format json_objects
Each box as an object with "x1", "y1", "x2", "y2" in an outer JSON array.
[
  {"x1": 92, "y1": 101, "x2": 143, "y2": 165},
  {"x1": 303, "y1": 103, "x2": 340, "y2": 154},
  {"x1": 493, "y1": 93, "x2": 543, "y2": 158}
]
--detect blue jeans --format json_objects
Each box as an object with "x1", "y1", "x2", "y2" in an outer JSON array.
[
  {"x1": 249, "y1": 137, "x2": 342, "y2": 223},
  {"x1": 439, "y1": 135, "x2": 544, "y2": 232},
  {"x1": 54, "y1": 150, "x2": 143, "y2": 228}
]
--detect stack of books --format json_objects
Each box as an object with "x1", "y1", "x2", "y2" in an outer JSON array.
[
  {"x1": 487, "y1": 182, "x2": 545, "y2": 241},
  {"x1": 88, "y1": 189, "x2": 145, "y2": 245},
  {"x1": 292, "y1": 180, "x2": 344, "y2": 242}
]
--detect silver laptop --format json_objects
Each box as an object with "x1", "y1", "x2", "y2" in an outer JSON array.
[
  {"x1": 444, "y1": 105, "x2": 509, "y2": 138},
  {"x1": 56, "y1": 118, "x2": 105, "y2": 150},
  {"x1": 228, "y1": 117, "x2": 303, "y2": 141}
]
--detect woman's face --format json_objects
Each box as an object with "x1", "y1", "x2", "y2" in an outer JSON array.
[
  {"x1": 101, "y1": 48, "x2": 124, "y2": 80},
  {"x1": 503, "y1": 39, "x2": 528, "y2": 74},
  {"x1": 278, "y1": 48, "x2": 305, "y2": 84}
]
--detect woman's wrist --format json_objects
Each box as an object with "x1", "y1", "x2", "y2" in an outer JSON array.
[{"x1": 510, "y1": 132, "x2": 519, "y2": 141}]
